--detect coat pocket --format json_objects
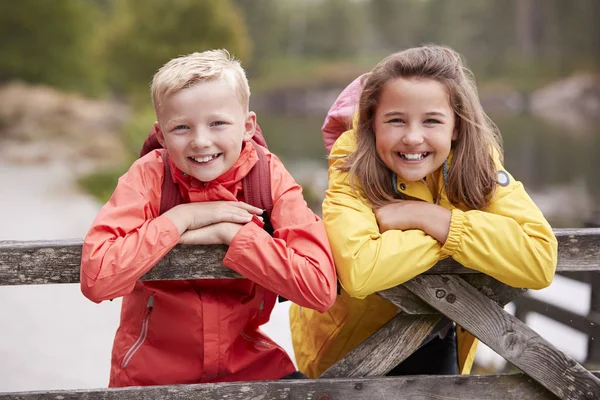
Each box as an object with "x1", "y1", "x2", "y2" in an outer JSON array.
[{"x1": 121, "y1": 295, "x2": 154, "y2": 368}]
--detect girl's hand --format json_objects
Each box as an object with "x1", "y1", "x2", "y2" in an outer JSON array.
[
  {"x1": 374, "y1": 200, "x2": 423, "y2": 232},
  {"x1": 374, "y1": 200, "x2": 451, "y2": 244}
]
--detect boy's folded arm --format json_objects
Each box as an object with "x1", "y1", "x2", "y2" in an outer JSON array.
[
  {"x1": 223, "y1": 155, "x2": 337, "y2": 312},
  {"x1": 80, "y1": 158, "x2": 180, "y2": 303}
]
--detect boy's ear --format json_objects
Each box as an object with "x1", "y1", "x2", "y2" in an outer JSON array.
[
  {"x1": 243, "y1": 112, "x2": 257, "y2": 141},
  {"x1": 154, "y1": 122, "x2": 166, "y2": 147}
]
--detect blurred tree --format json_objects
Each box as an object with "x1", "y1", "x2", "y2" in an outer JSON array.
[
  {"x1": 367, "y1": 0, "x2": 425, "y2": 50},
  {"x1": 103, "y1": 0, "x2": 249, "y2": 104},
  {"x1": 232, "y1": 0, "x2": 284, "y2": 73},
  {"x1": 0, "y1": 0, "x2": 104, "y2": 94},
  {"x1": 302, "y1": 0, "x2": 367, "y2": 58}
]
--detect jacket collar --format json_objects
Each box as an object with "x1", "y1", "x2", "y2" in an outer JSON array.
[
  {"x1": 393, "y1": 150, "x2": 454, "y2": 204},
  {"x1": 169, "y1": 140, "x2": 258, "y2": 197}
]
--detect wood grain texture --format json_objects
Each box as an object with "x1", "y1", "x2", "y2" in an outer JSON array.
[
  {"x1": 320, "y1": 314, "x2": 441, "y2": 378},
  {"x1": 3, "y1": 373, "x2": 594, "y2": 400},
  {"x1": 1, "y1": 228, "x2": 598, "y2": 286},
  {"x1": 404, "y1": 275, "x2": 600, "y2": 400}
]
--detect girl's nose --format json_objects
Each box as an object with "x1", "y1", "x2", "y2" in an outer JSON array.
[{"x1": 402, "y1": 128, "x2": 425, "y2": 146}]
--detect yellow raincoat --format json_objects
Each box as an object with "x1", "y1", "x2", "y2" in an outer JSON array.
[{"x1": 290, "y1": 128, "x2": 557, "y2": 378}]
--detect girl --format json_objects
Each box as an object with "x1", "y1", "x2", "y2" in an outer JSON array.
[{"x1": 290, "y1": 45, "x2": 558, "y2": 378}]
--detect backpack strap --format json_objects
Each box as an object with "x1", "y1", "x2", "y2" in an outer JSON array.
[
  {"x1": 159, "y1": 150, "x2": 185, "y2": 215},
  {"x1": 242, "y1": 140, "x2": 274, "y2": 235},
  {"x1": 243, "y1": 140, "x2": 291, "y2": 302}
]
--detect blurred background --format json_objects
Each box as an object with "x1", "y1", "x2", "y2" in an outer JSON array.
[{"x1": 0, "y1": 0, "x2": 598, "y2": 393}]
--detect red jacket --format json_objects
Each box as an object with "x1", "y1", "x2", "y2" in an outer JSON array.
[{"x1": 80, "y1": 142, "x2": 336, "y2": 387}]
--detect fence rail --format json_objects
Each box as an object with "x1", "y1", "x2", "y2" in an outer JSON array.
[{"x1": 1, "y1": 227, "x2": 599, "y2": 399}]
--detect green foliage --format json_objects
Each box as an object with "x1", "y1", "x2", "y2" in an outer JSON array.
[
  {"x1": 77, "y1": 105, "x2": 158, "y2": 203},
  {"x1": 103, "y1": 0, "x2": 250, "y2": 105},
  {"x1": 0, "y1": 0, "x2": 105, "y2": 95}
]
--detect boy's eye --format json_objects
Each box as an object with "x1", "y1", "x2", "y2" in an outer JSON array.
[
  {"x1": 173, "y1": 124, "x2": 189, "y2": 131},
  {"x1": 211, "y1": 121, "x2": 227, "y2": 127}
]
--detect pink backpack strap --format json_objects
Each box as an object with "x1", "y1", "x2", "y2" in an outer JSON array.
[
  {"x1": 242, "y1": 140, "x2": 273, "y2": 235},
  {"x1": 159, "y1": 150, "x2": 186, "y2": 215},
  {"x1": 322, "y1": 74, "x2": 367, "y2": 152}
]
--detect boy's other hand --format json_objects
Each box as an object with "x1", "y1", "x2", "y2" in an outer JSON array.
[
  {"x1": 180, "y1": 222, "x2": 244, "y2": 246},
  {"x1": 163, "y1": 201, "x2": 263, "y2": 234}
]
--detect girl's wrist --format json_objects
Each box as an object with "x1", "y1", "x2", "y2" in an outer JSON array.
[{"x1": 418, "y1": 203, "x2": 452, "y2": 243}]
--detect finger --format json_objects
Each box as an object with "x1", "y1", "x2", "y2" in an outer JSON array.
[{"x1": 232, "y1": 202, "x2": 264, "y2": 215}]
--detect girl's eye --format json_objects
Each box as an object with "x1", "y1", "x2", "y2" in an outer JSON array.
[
  {"x1": 424, "y1": 119, "x2": 441, "y2": 124},
  {"x1": 387, "y1": 118, "x2": 405, "y2": 124}
]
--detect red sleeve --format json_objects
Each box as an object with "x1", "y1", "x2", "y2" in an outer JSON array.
[
  {"x1": 80, "y1": 151, "x2": 180, "y2": 303},
  {"x1": 223, "y1": 154, "x2": 337, "y2": 312}
]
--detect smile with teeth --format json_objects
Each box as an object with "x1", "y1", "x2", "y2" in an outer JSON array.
[
  {"x1": 398, "y1": 152, "x2": 429, "y2": 161},
  {"x1": 190, "y1": 154, "x2": 221, "y2": 163}
]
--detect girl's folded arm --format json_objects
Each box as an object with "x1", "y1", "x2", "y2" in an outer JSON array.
[
  {"x1": 323, "y1": 162, "x2": 443, "y2": 299},
  {"x1": 441, "y1": 170, "x2": 557, "y2": 290},
  {"x1": 80, "y1": 157, "x2": 180, "y2": 303}
]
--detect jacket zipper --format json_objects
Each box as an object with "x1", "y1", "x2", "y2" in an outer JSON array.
[
  {"x1": 122, "y1": 295, "x2": 154, "y2": 368},
  {"x1": 240, "y1": 331, "x2": 274, "y2": 348}
]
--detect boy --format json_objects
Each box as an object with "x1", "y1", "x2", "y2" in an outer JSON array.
[{"x1": 80, "y1": 49, "x2": 336, "y2": 387}]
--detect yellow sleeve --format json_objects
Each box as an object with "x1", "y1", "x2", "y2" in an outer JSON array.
[
  {"x1": 323, "y1": 131, "x2": 443, "y2": 299},
  {"x1": 440, "y1": 157, "x2": 557, "y2": 289}
]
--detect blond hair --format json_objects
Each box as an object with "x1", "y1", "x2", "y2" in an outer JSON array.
[
  {"x1": 343, "y1": 45, "x2": 502, "y2": 210},
  {"x1": 151, "y1": 49, "x2": 250, "y2": 113}
]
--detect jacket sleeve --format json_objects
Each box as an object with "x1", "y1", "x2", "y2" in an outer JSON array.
[
  {"x1": 440, "y1": 159, "x2": 557, "y2": 289},
  {"x1": 80, "y1": 151, "x2": 180, "y2": 303},
  {"x1": 322, "y1": 131, "x2": 444, "y2": 299},
  {"x1": 222, "y1": 153, "x2": 337, "y2": 312}
]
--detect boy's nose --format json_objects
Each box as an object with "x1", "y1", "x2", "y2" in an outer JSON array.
[{"x1": 190, "y1": 129, "x2": 212, "y2": 148}]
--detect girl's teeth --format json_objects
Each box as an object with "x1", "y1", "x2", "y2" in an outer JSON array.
[
  {"x1": 191, "y1": 154, "x2": 219, "y2": 163},
  {"x1": 400, "y1": 152, "x2": 428, "y2": 160}
]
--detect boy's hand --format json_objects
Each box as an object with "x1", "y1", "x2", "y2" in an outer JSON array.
[
  {"x1": 163, "y1": 201, "x2": 263, "y2": 234},
  {"x1": 374, "y1": 200, "x2": 451, "y2": 244},
  {"x1": 180, "y1": 222, "x2": 244, "y2": 245}
]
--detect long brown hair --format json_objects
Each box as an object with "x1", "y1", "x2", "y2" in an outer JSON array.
[{"x1": 342, "y1": 45, "x2": 502, "y2": 210}]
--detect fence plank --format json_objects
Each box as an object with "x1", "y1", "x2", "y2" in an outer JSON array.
[
  {"x1": 1, "y1": 228, "x2": 598, "y2": 286},
  {"x1": 512, "y1": 294, "x2": 600, "y2": 336},
  {"x1": 2, "y1": 373, "x2": 591, "y2": 400},
  {"x1": 404, "y1": 275, "x2": 600, "y2": 399},
  {"x1": 320, "y1": 314, "x2": 440, "y2": 378}
]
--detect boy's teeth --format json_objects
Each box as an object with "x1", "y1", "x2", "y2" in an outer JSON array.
[
  {"x1": 191, "y1": 154, "x2": 219, "y2": 163},
  {"x1": 400, "y1": 152, "x2": 428, "y2": 160}
]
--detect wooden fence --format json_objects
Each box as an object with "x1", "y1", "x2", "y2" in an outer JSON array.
[{"x1": 1, "y1": 228, "x2": 599, "y2": 399}]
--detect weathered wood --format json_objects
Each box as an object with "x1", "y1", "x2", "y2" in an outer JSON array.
[
  {"x1": 4, "y1": 373, "x2": 599, "y2": 400},
  {"x1": 378, "y1": 274, "x2": 525, "y2": 315},
  {"x1": 404, "y1": 275, "x2": 600, "y2": 400},
  {"x1": 378, "y1": 285, "x2": 438, "y2": 314},
  {"x1": 320, "y1": 314, "x2": 441, "y2": 378},
  {"x1": 587, "y1": 272, "x2": 600, "y2": 366},
  {"x1": 1, "y1": 228, "x2": 598, "y2": 286},
  {"x1": 512, "y1": 294, "x2": 600, "y2": 336}
]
